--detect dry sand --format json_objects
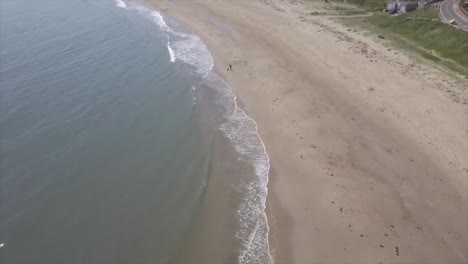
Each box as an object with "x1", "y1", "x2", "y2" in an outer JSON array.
[{"x1": 146, "y1": 0, "x2": 468, "y2": 263}]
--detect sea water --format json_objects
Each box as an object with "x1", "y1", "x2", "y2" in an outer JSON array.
[{"x1": 0, "y1": 1, "x2": 271, "y2": 263}]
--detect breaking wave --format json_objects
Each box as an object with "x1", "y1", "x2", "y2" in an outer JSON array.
[
  {"x1": 148, "y1": 11, "x2": 214, "y2": 75},
  {"x1": 114, "y1": 3, "x2": 272, "y2": 264},
  {"x1": 114, "y1": 0, "x2": 126, "y2": 8},
  {"x1": 206, "y1": 73, "x2": 273, "y2": 264},
  {"x1": 167, "y1": 42, "x2": 176, "y2": 63}
]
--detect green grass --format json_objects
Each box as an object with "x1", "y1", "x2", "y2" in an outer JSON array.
[
  {"x1": 331, "y1": 5, "x2": 371, "y2": 15},
  {"x1": 365, "y1": 13, "x2": 468, "y2": 69},
  {"x1": 345, "y1": 0, "x2": 385, "y2": 10},
  {"x1": 310, "y1": 0, "x2": 468, "y2": 74},
  {"x1": 317, "y1": 0, "x2": 385, "y2": 11},
  {"x1": 308, "y1": 4, "x2": 369, "y2": 16},
  {"x1": 406, "y1": 6, "x2": 439, "y2": 19}
]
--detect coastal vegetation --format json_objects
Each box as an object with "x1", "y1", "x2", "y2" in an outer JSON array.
[
  {"x1": 365, "y1": 12, "x2": 468, "y2": 70},
  {"x1": 346, "y1": 0, "x2": 386, "y2": 10},
  {"x1": 318, "y1": 0, "x2": 468, "y2": 75}
]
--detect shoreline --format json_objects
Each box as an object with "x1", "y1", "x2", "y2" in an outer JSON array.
[
  {"x1": 122, "y1": 0, "x2": 275, "y2": 261},
  {"x1": 266, "y1": 167, "x2": 294, "y2": 263},
  {"x1": 145, "y1": 0, "x2": 468, "y2": 263}
]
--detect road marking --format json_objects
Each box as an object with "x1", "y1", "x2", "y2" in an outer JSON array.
[
  {"x1": 440, "y1": 1, "x2": 452, "y2": 21},
  {"x1": 438, "y1": 2, "x2": 449, "y2": 21},
  {"x1": 453, "y1": 1, "x2": 468, "y2": 23}
]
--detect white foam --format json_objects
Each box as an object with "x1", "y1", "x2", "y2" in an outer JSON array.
[
  {"x1": 167, "y1": 42, "x2": 176, "y2": 63},
  {"x1": 192, "y1": 87, "x2": 197, "y2": 105},
  {"x1": 149, "y1": 11, "x2": 214, "y2": 75},
  {"x1": 114, "y1": 4, "x2": 270, "y2": 262},
  {"x1": 152, "y1": 8, "x2": 269, "y2": 261},
  {"x1": 207, "y1": 73, "x2": 273, "y2": 264},
  {"x1": 124, "y1": 3, "x2": 150, "y2": 13},
  {"x1": 171, "y1": 35, "x2": 214, "y2": 75},
  {"x1": 114, "y1": 0, "x2": 126, "y2": 8},
  {"x1": 118, "y1": 6, "x2": 213, "y2": 75},
  {"x1": 150, "y1": 11, "x2": 172, "y2": 32}
]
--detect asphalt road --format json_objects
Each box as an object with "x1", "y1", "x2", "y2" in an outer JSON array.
[{"x1": 438, "y1": 0, "x2": 468, "y2": 31}]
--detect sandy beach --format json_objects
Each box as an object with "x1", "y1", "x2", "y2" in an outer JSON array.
[{"x1": 146, "y1": 0, "x2": 468, "y2": 263}]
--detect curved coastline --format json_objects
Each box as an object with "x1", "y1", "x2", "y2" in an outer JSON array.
[
  {"x1": 115, "y1": 1, "x2": 274, "y2": 263},
  {"x1": 118, "y1": 0, "x2": 468, "y2": 263}
]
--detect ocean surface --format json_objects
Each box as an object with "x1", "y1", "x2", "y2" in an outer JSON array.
[{"x1": 0, "y1": 1, "x2": 271, "y2": 263}]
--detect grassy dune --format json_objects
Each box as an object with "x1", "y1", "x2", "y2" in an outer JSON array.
[
  {"x1": 346, "y1": 0, "x2": 386, "y2": 10},
  {"x1": 366, "y1": 12, "x2": 468, "y2": 69},
  {"x1": 325, "y1": 0, "x2": 468, "y2": 75}
]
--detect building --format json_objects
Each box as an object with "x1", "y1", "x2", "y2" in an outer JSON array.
[{"x1": 386, "y1": 0, "x2": 419, "y2": 13}]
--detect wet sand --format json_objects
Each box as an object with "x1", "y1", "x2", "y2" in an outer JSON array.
[{"x1": 146, "y1": 0, "x2": 468, "y2": 263}]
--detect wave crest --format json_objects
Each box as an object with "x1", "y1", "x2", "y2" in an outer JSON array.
[
  {"x1": 114, "y1": 3, "x2": 271, "y2": 263},
  {"x1": 114, "y1": 0, "x2": 126, "y2": 8},
  {"x1": 207, "y1": 74, "x2": 273, "y2": 264},
  {"x1": 167, "y1": 42, "x2": 176, "y2": 63},
  {"x1": 149, "y1": 11, "x2": 214, "y2": 75}
]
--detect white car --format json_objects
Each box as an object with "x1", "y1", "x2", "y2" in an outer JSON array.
[{"x1": 449, "y1": 19, "x2": 457, "y2": 25}]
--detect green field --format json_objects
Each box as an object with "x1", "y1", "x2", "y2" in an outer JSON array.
[
  {"x1": 345, "y1": 0, "x2": 386, "y2": 10},
  {"x1": 309, "y1": 0, "x2": 468, "y2": 74},
  {"x1": 321, "y1": 0, "x2": 468, "y2": 75},
  {"x1": 365, "y1": 12, "x2": 468, "y2": 69},
  {"x1": 406, "y1": 6, "x2": 439, "y2": 19}
]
